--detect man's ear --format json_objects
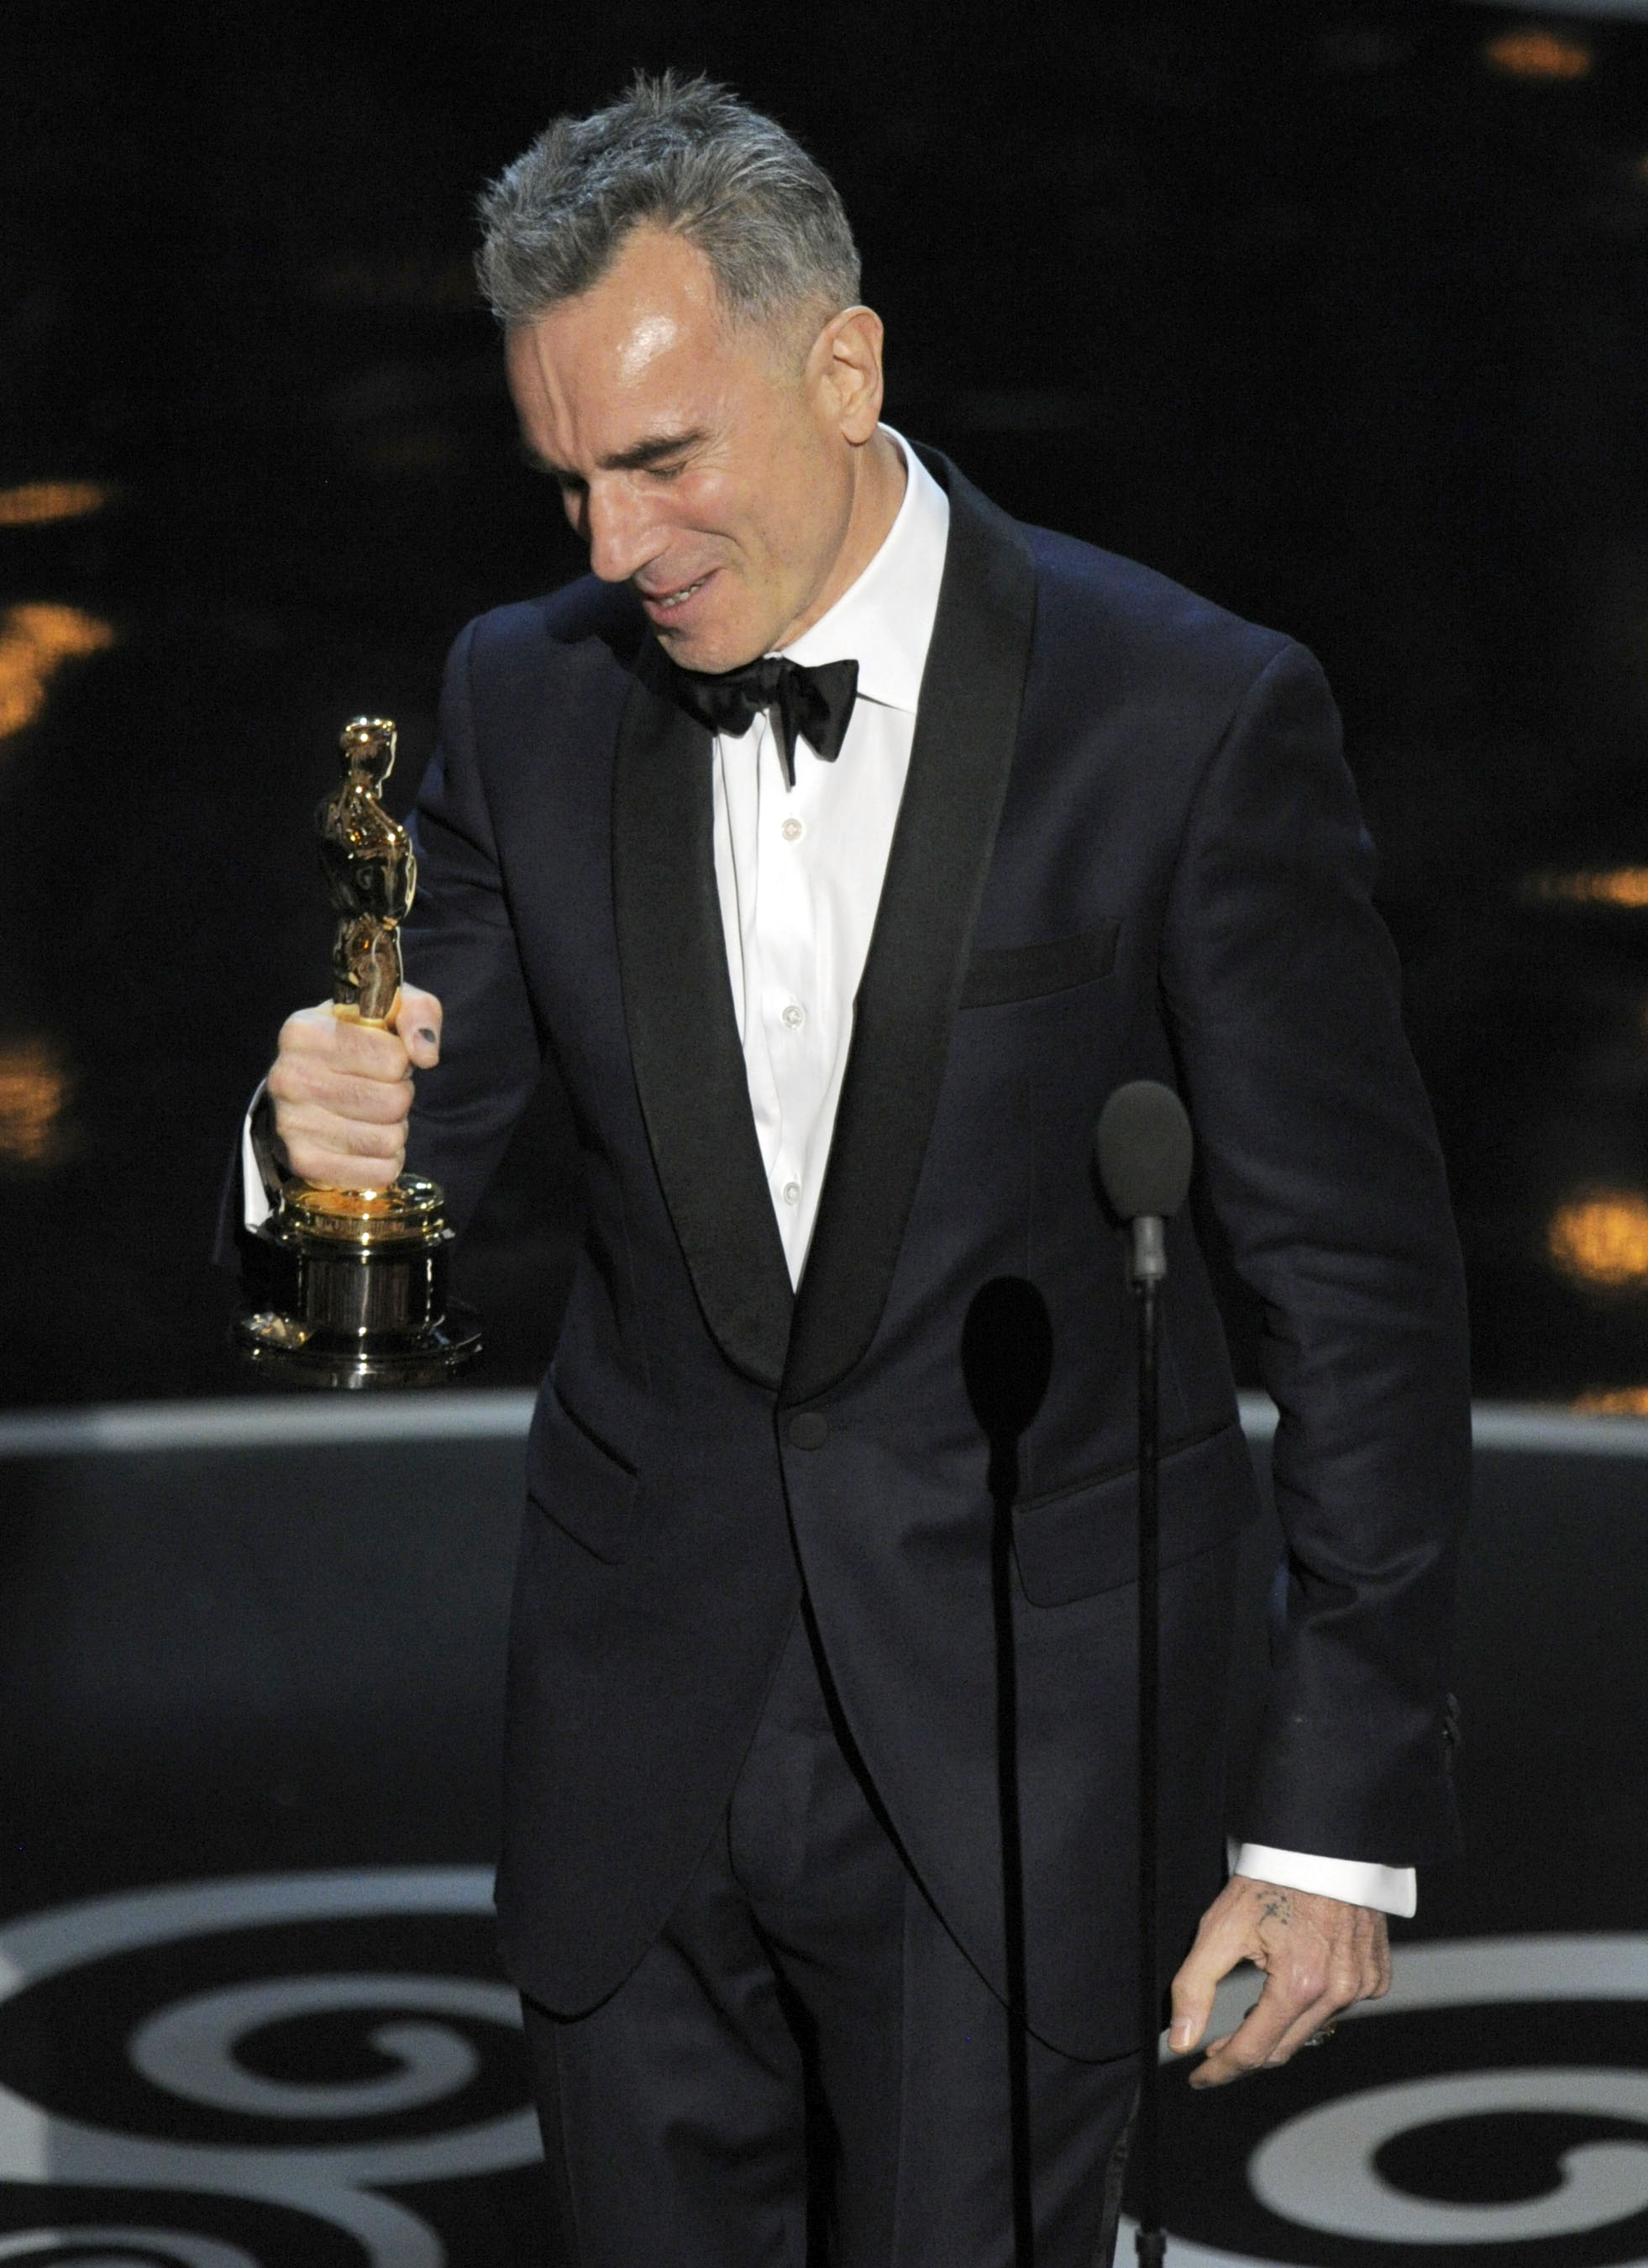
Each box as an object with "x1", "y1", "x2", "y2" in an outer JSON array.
[{"x1": 812, "y1": 305, "x2": 885, "y2": 444}]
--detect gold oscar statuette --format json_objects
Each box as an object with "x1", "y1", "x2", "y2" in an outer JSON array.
[{"x1": 234, "y1": 717, "x2": 482, "y2": 1385}]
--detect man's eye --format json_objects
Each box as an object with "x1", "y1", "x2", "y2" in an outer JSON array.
[{"x1": 648, "y1": 462, "x2": 686, "y2": 483}]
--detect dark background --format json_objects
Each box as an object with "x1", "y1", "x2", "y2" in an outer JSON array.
[{"x1": 7, "y1": 0, "x2": 1648, "y2": 1407}]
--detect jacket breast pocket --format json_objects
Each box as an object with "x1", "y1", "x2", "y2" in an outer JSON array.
[
  {"x1": 527, "y1": 1381, "x2": 640, "y2": 1567},
  {"x1": 958, "y1": 919, "x2": 1120, "y2": 1010},
  {"x1": 1012, "y1": 1420, "x2": 1260, "y2": 1607}
]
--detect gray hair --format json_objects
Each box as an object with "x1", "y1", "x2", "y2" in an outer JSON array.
[{"x1": 475, "y1": 72, "x2": 861, "y2": 339}]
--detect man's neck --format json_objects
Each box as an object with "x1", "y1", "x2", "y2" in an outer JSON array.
[{"x1": 776, "y1": 428, "x2": 907, "y2": 651}]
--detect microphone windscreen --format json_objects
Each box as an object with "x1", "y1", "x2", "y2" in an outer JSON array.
[{"x1": 1094, "y1": 1080, "x2": 1194, "y2": 1221}]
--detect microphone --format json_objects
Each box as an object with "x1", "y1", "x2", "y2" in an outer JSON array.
[
  {"x1": 1093, "y1": 1078, "x2": 1194, "y2": 2268},
  {"x1": 1095, "y1": 1079, "x2": 1194, "y2": 1286}
]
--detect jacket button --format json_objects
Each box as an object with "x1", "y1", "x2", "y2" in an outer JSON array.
[{"x1": 787, "y1": 1412, "x2": 828, "y2": 1449}]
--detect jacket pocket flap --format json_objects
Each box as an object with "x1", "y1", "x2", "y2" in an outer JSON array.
[
  {"x1": 960, "y1": 920, "x2": 1119, "y2": 1009},
  {"x1": 527, "y1": 1383, "x2": 640, "y2": 1567},
  {"x1": 1012, "y1": 1420, "x2": 1259, "y2": 1606}
]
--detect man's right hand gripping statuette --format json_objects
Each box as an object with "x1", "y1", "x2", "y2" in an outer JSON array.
[{"x1": 234, "y1": 717, "x2": 482, "y2": 1385}]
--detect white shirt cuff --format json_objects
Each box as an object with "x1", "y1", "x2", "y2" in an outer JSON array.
[
  {"x1": 241, "y1": 1080, "x2": 279, "y2": 1231},
  {"x1": 1230, "y1": 1840, "x2": 1417, "y2": 1919}
]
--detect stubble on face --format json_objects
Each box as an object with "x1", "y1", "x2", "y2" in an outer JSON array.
[{"x1": 503, "y1": 228, "x2": 895, "y2": 674}]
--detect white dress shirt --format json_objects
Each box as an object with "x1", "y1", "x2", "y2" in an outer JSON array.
[
  {"x1": 709, "y1": 427, "x2": 1416, "y2": 1921},
  {"x1": 709, "y1": 434, "x2": 946, "y2": 1284}
]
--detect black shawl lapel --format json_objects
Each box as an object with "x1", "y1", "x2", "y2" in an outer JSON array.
[
  {"x1": 612, "y1": 643, "x2": 795, "y2": 1389},
  {"x1": 782, "y1": 458, "x2": 1038, "y2": 1407}
]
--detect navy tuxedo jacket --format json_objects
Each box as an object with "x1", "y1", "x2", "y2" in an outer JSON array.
[{"x1": 398, "y1": 451, "x2": 1468, "y2": 2061}]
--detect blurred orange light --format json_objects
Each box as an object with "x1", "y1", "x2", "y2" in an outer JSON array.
[
  {"x1": 1484, "y1": 27, "x2": 1593, "y2": 81},
  {"x1": 1547, "y1": 1191, "x2": 1648, "y2": 1289},
  {"x1": 1572, "y1": 1385, "x2": 1648, "y2": 1415},
  {"x1": 0, "y1": 480, "x2": 111, "y2": 528},
  {"x1": 0, "y1": 603, "x2": 116, "y2": 739},
  {"x1": 1525, "y1": 869, "x2": 1648, "y2": 909},
  {"x1": 0, "y1": 1036, "x2": 75, "y2": 1170}
]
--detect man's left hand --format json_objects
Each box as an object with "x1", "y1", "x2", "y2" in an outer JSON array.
[{"x1": 1168, "y1": 1877, "x2": 1391, "y2": 2088}]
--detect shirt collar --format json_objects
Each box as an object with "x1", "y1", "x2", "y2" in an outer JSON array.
[{"x1": 774, "y1": 428, "x2": 950, "y2": 714}]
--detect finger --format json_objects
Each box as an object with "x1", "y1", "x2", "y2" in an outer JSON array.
[
  {"x1": 280, "y1": 1124, "x2": 406, "y2": 1184},
  {"x1": 332, "y1": 1018, "x2": 415, "y2": 1079},
  {"x1": 1244, "y1": 1914, "x2": 1392, "y2": 2076},
  {"x1": 1337, "y1": 1908, "x2": 1383, "y2": 2009},
  {"x1": 1368, "y1": 1919, "x2": 1393, "y2": 2001},
  {"x1": 1168, "y1": 1936, "x2": 1235, "y2": 2055},
  {"x1": 1168, "y1": 1978, "x2": 1215, "y2": 2056},
  {"x1": 280, "y1": 1095, "x2": 412, "y2": 1150},
  {"x1": 1246, "y1": 1937, "x2": 1378, "y2": 2073},
  {"x1": 1189, "y1": 1977, "x2": 1302, "y2": 2087},
  {"x1": 1168, "y1": 1882, "x2": 1267, "y2": 2053},
  {"x1": 283, "y1": 1148, "x2": 404, "y2": 1191},
  {"x1": 395, "y1": 986, "x2": 443, "y2": 1070},
  {"x1": 279, "y1": 1005, "x2": 411, "y2": 1083},
  {"x1": 281, "y1": 1119, "x2": 407, "y2": 1187},
  {"x1": 1257, "y1": 1990, "x2": 1353, "y2": 2070},
  {"x1": 281, "y1": 1101, "x2": 409, "y2": 1157},
  {"x1": 270, "y1": 1060, "x2": 414, "y2": 1126}
]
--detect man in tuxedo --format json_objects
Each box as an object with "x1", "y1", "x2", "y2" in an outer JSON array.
[{"x1": 259, "y1": 74, "x2": 1467, "y2": 2265}]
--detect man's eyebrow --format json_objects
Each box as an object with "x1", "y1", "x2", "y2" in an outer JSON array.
[
  {"x1": 602, "y1": 428, "x2": 709, "y2": 472},
  {"x1": 523, "y1": 430, "x2": 709, "y2": 481}
]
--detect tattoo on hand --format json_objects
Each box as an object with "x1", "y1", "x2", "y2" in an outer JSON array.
[{"x1": 1259, "y1": 1892, "x2": 1293, "y2": 1926}]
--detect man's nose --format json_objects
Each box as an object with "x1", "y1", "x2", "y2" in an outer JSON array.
[{"x1": 584, "y1": 480, "x2": 665, "y2": 585}]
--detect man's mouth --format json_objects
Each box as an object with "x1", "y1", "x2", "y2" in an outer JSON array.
[{"x1": 639, "y1": 571, "x2": 714, "y2": 617}]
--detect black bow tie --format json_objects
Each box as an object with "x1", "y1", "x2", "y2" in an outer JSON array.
[{"x1": 669, "y1": 654, "x2": 859, "y2": 789}]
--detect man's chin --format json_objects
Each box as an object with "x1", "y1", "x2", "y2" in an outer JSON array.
[
  {"x1": 638, "y1": 575, "x2": 775, "y2": 675},
  {"x1": 656, "y1": 624, "x2": 768, "y2": 676}
]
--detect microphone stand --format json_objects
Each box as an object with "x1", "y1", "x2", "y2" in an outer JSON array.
[
  {"x1": 1131, "y1": 1212, "x2": 1168, "y2": 2266},
  {"x1": 1095, "y1": 1078, "x2": 1192, "y2": 2265}
]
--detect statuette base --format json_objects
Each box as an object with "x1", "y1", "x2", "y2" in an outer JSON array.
[{"x1": 234, "y1": 1174, "x2": 481, "y2": 1389}]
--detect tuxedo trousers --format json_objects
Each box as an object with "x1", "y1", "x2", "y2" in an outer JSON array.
[{"x1": 522, "y1": 1605, "x2": 1139, "y2": 2265}]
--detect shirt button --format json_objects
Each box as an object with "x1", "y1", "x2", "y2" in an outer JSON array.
[
  {"x1": 781, "y1": 1002, "x2": 805, "y2": 1029},
  {"x1": 781, "y1": 1180, "x2": 801, "y2": 1206},
  {"x1": 780, "y1": 817, "x2": 803, "y2": 842},
  {"x1": 788, "y1": 1412, "x2": 828, "y2": 1450}
]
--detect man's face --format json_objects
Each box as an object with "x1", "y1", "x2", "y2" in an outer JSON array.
[{"x1": 505, "y1": 227, "x2": 871, "y2": 673}]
